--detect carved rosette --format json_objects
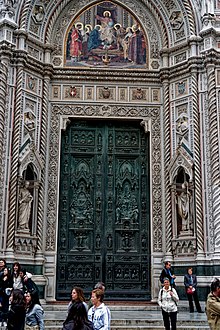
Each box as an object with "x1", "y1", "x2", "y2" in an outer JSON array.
[{"x1": 46, "y1": 104, "x2": 163, "y2": 252}]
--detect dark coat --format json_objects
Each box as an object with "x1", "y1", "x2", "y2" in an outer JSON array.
[
  {"x1": 160, "y1": 267, "x2": 175, "y2": 285},
  {"x1": 184, "y1": 273, "x2": 197, "y2": 289},
  {"x1": 62, "y1": 320, "x2": 94, "y2": 330},
  {"x1": 7, "y1": 304, "x2": 26, "y2": 330}
]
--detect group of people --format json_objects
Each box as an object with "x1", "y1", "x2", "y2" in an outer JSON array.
[
  {"x1": 67, "y1": 13, "x2": 146, "y2": 65},
  {"x1": 0, "y1": 258, "x2": 43, "y2": 329},
  {"x1": 63, "y1": 282, "x2": 110, "y2": 330},
  {"x1": 158, "y1": 261, "x2": 203, "y2": 330},
  {"x1": 159, "y1": 261, "x2": 220, "y2": 330}
]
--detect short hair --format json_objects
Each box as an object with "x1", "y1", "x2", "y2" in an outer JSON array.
[
  {"x1": 187, "y1": 267, "x2": 193, "y2": 271},
  {"x1": 163, "y1": 277, "x2": 170, "y2": 283},
  {"x1": 165, "y1": 261, "x2": 171, "y2": 266},
  {"x1": 92, "y1": 289, "x2": 104, "y2": 302},
  {"x1": 94, "y1": 281, "x2": 105, "y2": 291},
  {"x1": 211, "y1": 278, "x2": 220, "y2": 292}
]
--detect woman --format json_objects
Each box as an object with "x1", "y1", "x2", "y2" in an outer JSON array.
[
  {"x1": 0, "y1": 267, "x2": 13, "y2": 326},
  {"x1": 184, "y1": 267, "x2": 203, "y2": 313},
  {"x1": 11, "y1": 262, "x2": 32, "y2": 292},
  {"x1": 25, "y1": 291, "x2": 44, "y2": 330},
  {"x1": 158, "y1": 278, "x2": 179, "y2": 330},
  {"x1": 7, "y1": 289, "x2": 26, "y2": 330},
  {"x1": 68, "y1": 286, "x2": 88, "y2": 312},
  {"x1": 88, "y1": 289, "x2": 111, "y2": 330},
  {"x1": 63, "y1": 302, "x2": 94, "y2": 330}
]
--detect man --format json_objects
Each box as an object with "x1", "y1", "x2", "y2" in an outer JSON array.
[
  {"x1": 160, "y1": 261, "x2": 176, "y2": 288},
  {"x1": 88, "y1": 289, "x2": 111, "y2": 330},
  {"x1": 206, "y1": 278, "x2": 220, "y2": 330}
]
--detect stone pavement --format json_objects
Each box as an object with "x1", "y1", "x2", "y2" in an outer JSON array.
[{"x1": 43, "y1": 301, "x2": 210, "y2": 329}]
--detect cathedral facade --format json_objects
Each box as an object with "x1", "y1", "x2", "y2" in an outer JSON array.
[{"x1": 0, "y1": 0, "x2": 220, "y2": 302}]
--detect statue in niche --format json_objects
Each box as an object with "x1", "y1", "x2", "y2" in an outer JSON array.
[
  {"x1": 96, "y1": 234, "x2": 101, "y2": 248},
  {"x1": 122, "y1": 233, "x2": 131, "y2": 248},
  {"x1": 70, "y1": 206, "x2": 76, "y2": 223},
  {"x1": 176, "y1": 181, "x2": 192, "y2": 232},
  {"x1": 107, "y1": 234, "x2": 112, "y2": 248},
  {"x1": 130, "y1": 205, "x2": 139, "y2": 223},
  {"x1": 18, "y1": 181, "x2": 33, "y2": 231}
]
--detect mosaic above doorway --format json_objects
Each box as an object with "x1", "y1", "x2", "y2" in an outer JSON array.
[{"x1": 64, "y1": 1, "x2": 148, "y2": 69}]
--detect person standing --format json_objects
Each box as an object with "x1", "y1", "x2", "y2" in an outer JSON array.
[
  {"x1": 67, "y1": 286, "x2": 88, "y2": 313},
  {"x1": 25, "y1": 291, "x2": 44, "y2": 330},
  {"x1": 62, "y1": 302, "x2": 94, "y2": 330},
  {"x1": 88, "y1": 289, "x2": 111, "y2": 330},
  {"x1": 7, "y1": 289, "x2": 26, "y2": 330},
  {"x1": 0, "y1": 267, "x2": 13, "y2": 326},
  {"x1": 160, "y1": 261, "x2": 176, "y2": 288},
  {"x1": 158, "y1": 278, "x2": 179, "y2": 330},
  {"x1": 206, "y1": 278, "x2": 220, "y2": 330},
  {"x1": 184, "y1": 267, "x2": 203, "y2": 313}
]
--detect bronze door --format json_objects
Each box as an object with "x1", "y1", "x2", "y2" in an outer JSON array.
[{"x1": 57, "y1": 120, "x2": 151, "y2": 300}]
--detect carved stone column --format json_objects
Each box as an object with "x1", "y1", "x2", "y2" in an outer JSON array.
[
  {"x1": 0, "y1": 61, "x2": 7, "y2": 187},
  {"x1": 160, "y1": 56, "x2": 172, "y2": 258},
  {"x1": 191, "y1": 68, "x2": 204, "y2": 258},
  {"x1": 206, "y1": 60, "x2": 220, "y2": 257},
  {"x1": 36, "y1": 64, "x2": 53, "y2": 259},
  {"x1": 6, "y1": 60, "x2": 26, "y2": 256}
]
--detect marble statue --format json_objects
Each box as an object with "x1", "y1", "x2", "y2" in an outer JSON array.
[{"x1": 18, "y1": 181, "x2": 33, "y2": 230}]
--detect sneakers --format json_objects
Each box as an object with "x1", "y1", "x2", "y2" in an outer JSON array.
[{"x1": 2, "y1": 321, "x2": 7, "y2": 327}]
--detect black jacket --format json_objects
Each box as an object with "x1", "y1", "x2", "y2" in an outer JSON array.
[
  {"x1": 62, "y1": 320, "x2": 94, "y2": 330},
  {"x1": 160, "y1": 267, "x2": 175, "y2": 286},
  {"x1": 7, "y1": 304, "x2": 26, "y2": 330}
]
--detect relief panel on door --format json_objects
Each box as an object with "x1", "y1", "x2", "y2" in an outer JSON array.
[{"x1": 57, "y1": 120, "x2": 150, "y2": 300}]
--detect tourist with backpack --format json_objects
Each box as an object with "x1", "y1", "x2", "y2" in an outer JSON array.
[{"x1": 158, "y1": 278, "x2": 179, "y2": 330}]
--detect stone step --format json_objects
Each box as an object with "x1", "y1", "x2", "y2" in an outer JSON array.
[{"x1": 42, "y1": 303, "x2": 209, "y2": 329}]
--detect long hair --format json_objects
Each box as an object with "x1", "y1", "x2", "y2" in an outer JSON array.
[
  {"x1": 64, "y1": 302, "x2": 89, "y2": 330},
  {"x1": 11, "y1": 289, "x2": 26, "y2": 307},
  {"x1": 26, "y1": 290, "x2": 41, "y2": 312},
  {"x1": 71, "y1": 286, "x2": 86, "y2": 302},
  {"x1": 12, "y1": 262, "x2": 21, "y2": 277}
]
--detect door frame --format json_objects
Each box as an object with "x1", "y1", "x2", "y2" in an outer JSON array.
[
  {"x1": 44, "y1": 103, "x2": 163, "y2": 302},
  {"x1": 56, "y1": 118, "x2": 151, "y2": 300}
]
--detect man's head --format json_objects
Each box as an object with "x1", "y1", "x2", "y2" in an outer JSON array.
[
  {"x1": 165, "y1": 261, "x2": 171, "y2": 269},
  {"x1": 94, "y1": 281, "x2": 105, "y2": 291},
  {"x1": 211, "y1": 278, "x2": 220, "y2": 297},
  {"x1": 0, "y1": 259, "x2": 6, "y2": 269}
]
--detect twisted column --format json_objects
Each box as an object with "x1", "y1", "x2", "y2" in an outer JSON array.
[
  {"x1": 163, "y1": 80, "x2": 172, "y2": 254},
  {"x1": 37, "y1": 75, "x2": 50, "y2": 252},
  {"x1": 6, "y1": 65, "x2": 23, "y2": 251},
  {"x1": 0, "y1": 62, "x2": 8, "y2": 174},
  {"x1": 207, "y1": 64, "x2": 220, "y2": 251},
  {"x1": 19, "y1": 0, "x2": 31, "y2": 30},
  {"x1": 191, "y1": 71, "x2": 204, "y2": 255}
]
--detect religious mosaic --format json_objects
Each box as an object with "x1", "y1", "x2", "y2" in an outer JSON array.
[{"x1": 64, "y1": 1, "x2": 147, "y2": 68}]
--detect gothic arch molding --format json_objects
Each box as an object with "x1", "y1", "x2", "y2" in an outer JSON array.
[{"x1": 15, "y1": 0, "x2": 198, "y2": 51}]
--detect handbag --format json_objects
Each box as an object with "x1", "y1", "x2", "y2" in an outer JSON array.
[
  {"x1": 187, "y1": 287, "x2": 195, "y2": 294},
  {"x1": 25, "y1": 325, "x2": 39, "y2": 330}
]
